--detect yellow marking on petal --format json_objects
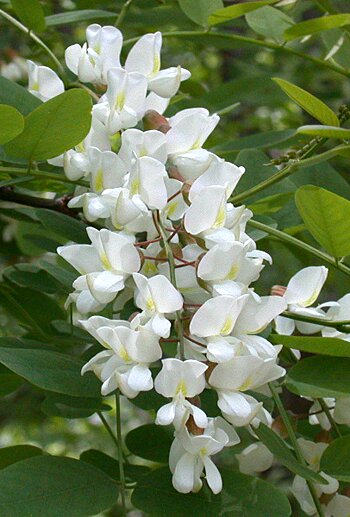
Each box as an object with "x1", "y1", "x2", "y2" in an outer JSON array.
[
  {"x1": 31, "y1": 81, "x2": 39, "y2": 91},
  {"x1": 200, "y1": 447, "x2": 208, "y2": 457},
  {"x1": 226, "y1": 263, "x2": 239, "y2": 281},
  {"x1": 100, "y1": 252, "x2": 111, "y2": 270},
  {"x1": 238, "y1": 377, "x2": 253, "y2": 392},
  {"x1": 166, "y1": 201, "x2": 178, "y2": 218},
  {"x1": 152, "y1": 53, "x2": 161, "y2": 74},
  {"x1": 115, "y1": 91, "x2": 126, "y2": 110},
  {"x1": 191, "y1": 138, "x2": 201, "y2": 150},
  {"x1": 146, "y1": 297, "x2": 155, "y2": 311},
  {"x1": 139, "y1": 147, "x2": 148, "y2": 157},
  {"x1": 119, "y1": 345, "x2": 131, "y2": 362},
  {"x1": 221, "y1": 317, "x2": 233, "y2": 336},
  {"x1": 130, "y1": 179, "x2": 140, "y2": 196},
  {"x1": 213, "y1": 206, "x2": 226, "y2": 228},
  {"x1": 176, "y1": 380, "x2": 187, "y2": 397},
  {"x1": 93, "y1": 168, "x2": 104, "y2": 193},
  {"x1": 93, "y1": 44, "x2": 101, "y2": 54},
  {"x1": 301, "y1": 290, "x2": 319, "y2": 307}
]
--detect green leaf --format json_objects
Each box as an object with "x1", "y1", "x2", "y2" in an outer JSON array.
[
  {"x1": 255, "y1": 424, "x2": 326, "y2": 483},
  {"x1": 46, "y1": 9, "x2": 116, "y2": 26},
  {"x1": 0, "y1": 77, "x2": 42, "y2": 116},
  {"x1": 0, "y1": 283, "x2": 64, "y2": 334},
  {"x1": 41, "y1": 394, "x2": 109, "y2": 419},
  {"x1": 0, "y1": 446, "x2": 42, "y2": 470},
  {"x1": 271, "y1": 334, "x2": 350, "y2": 357},
  {"x1": 0, "y1": 105, "x2": 24, "y2": 145},
  {"x1": 245, "y1": 6, "x2": 294, "y2": 42},
  {"x1": 248, "y1": 192, "x2": 294, "y2": 215},
  {"x1": 5, "y1": 89, "x2": 92, "y2": 161},
  {"x1": 285, "y1": 14, "x2": 350, "y2": 41},
  {"x1": 295, "y1": 185, "x2": 350, "y2": 258},
  {"x1": 0, "y1": 347, "x2": 101, "y2": 398},
  {"x1": 320, "y1": 435, "x2": 350, "y2": 482},
  {"x1": 208, "y1": 1, "x2": 278, "y2": 26},
  {"x1": 80, "y1": 449, "x2": 149, "y2": 482},
  {"x1": 35, "y1": 209, "x2": 89, "y2": 244},
  {"x1": 0, "y1": 455, "x2": 117, "y2": 517},
  {"x1": 0, "y1": 365, "x2": 23, "y2": 397},
  {"x1": 297, "y1": 125, "x2": 350, "y2": 139},
  {"x1": 10, "y1": 0, "x2": 45, "y2": 31},
  {"x1": 40, "y1": 260, "x2": 77, "y2": 290},
  {"x1": 273, "y1": 78, "x2": 339, "y2": 126},
  {"x1": 132, "y1": 467, "x2": 291, "y2": 517},
  {"x1": 178, "y1": 0, "x2": 223, "y2": 27},
  {"x1": 286, "y1": 356, "x2": 350, "y2": 398},
  {"x1": 125, "y1": 424, "x2": 173, "y2": 463},
  {"x1": 3, "y1": 264, "x2": 59, "y2": 293},
  {"x1": 214, "y1": 130, "x2": 296, "y2": 154}
]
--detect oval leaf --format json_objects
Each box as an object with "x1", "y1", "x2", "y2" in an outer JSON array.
[
  {"x1": 125, "y1": 424, "x2": 173, "y2": 463},
  {"x1": 208, "y1": 1, "x2": 278, "y2": 26},
  {"x1": 295, "y1": 185, "x2": 350, "y2": 258},
  {"x1": 10, "y1": 0, "x2": 46, "y2": 32},
  {"x1": 245, "y1": 6, "x2": 294, "y2": 42},
  {"x1": 297, "y1": 125, "x2": 350, "y2": 139},
  {"x1": 178, "y1": 0, "x2": 223, "y2": 27},
  {"x1": 273, "y1": 78, "x2": 339, "y2": 126},
  {"x1": 320, "y1": 436, "x2": 350, "y2": 482},
  {"x1": 5, "y1": 89, "x2": 92, "y2": 161},
  {"x1": 271, "y1": 334, "x2": 350, "y2": 357},
  {"x1": 132, "y1": 467, "x2": 291, "y2": 517},
  {"x1": 0, "y1": 347, "x2": 101, "y2": 398},
  {"x1": 0, "y1": 77, "x2": 42, "y2": 115},
  {"x1": 285, "y1": 14, "x2": 350, "y2": 41},
  {"x1": 0, "y1": 105, "x2": 24, "y2": 144},
  {"x1": 286, "y1": 356, "x2": 350, "y2": 398},
  {"x1": 0, "y1": 445, "x2": 42, "y2": 470},
  {"x1": 0, "y1": 456, "x2": 117, "y2": 517}
]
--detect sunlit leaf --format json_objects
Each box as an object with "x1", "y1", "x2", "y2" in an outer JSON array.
[
  {"x1": 285, "y1": 14, "x2": 350, "y2": 41},
  {"x1": 208, "y1": 1, "x2": 278, "y2": 26}
]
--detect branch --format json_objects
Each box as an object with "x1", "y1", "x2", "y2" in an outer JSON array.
[{"x1": 0, "y1": 187, "x2": 78, "y2": 217}]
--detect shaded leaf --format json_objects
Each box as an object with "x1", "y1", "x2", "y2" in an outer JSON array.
[
  {"x1": 297, "y1": 125, "x2": 350, "y2": 139},
  {"x1": 178, "y1": 0, "x2": 223, "y2": 26},
  {"x1": 46, "y1": 9, "x2": 115, "y2": 26},
  {"x1": 0, "y1": 455, "x2": 117, "y2": 517},
  {"x1": 285, "y1": 14, "x2": 350, "y2": 41},
  {"x1": 245, "y1": 6, "x2": 294, "y2": 42},
  {"x1": 0, "y1": 77, "x2": 42, "y2": 116},
  {"x1": 209, "y1": 1, "x2": 278, "y2": 26},
  {"x1": 80, "y1": 449, "x2": 149, "y2": 482},
  {"x1": 286, "y1": 356, "x2": 350, "y2": 398},
  {"x1": 125, "y1": 424, "x2": 173, "y2": 463},
  {"x1": 271, "y1": 334, "x2": 350, "y2": 357},
  {"x1": 10, "y1": 0, "x2": 45, "y2": 31},
  {"x1": 320, "y1": 436, "x2": 350, "y2": 482},
  {"x1": 0, "y1": 446, "x2": 42, "y2": 470}
]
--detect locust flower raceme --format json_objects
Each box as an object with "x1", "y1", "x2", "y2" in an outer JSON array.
[{"x1": 53, "y1": 25, "x2": 349, "y2": 500}]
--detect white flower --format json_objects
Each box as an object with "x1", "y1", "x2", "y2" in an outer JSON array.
[
  {"x1": 184, "y1": 185, "x2": 228, "y2": 236},
  {"x1": 118, "y1": 128, "x2": 167, "y2": 169},
  {"x1": 94, "y1": 68, "x2": 147, "y2": 134},
  {"x1": 275, "y1": 266, "x2": 328, "y2": 335},
  {"x1": 125, "y1": 32, "x2": 190, "y2": 98},
  {"x1": 127, "y1": 156, "x2": 168, "y2": 210},
  {"x1": 166, "y1": 108, "x2": 220, "y2": 179},
  {"x1": 132, "y1": 273, "x2": 183, "y2": 337},
  {"x1": 209, "y1": 355, "x2": 285, "y2": 426},
  {"x1": 292, "y1": 439, "x2": 339, "y2": 516},
  {"x1": 154, "y1": 358, "x2": 208, "y2": 429},
  {"x1": 65, "y1": 24, "x2": 122, "y2": 84},
  {"x1": 82, "y1": 324, "x2": 162, "y2": 397},
  {"x1": 27, "y1": 60, "x2": 64, "y2": 101},
  {"x1": 326, "y1": 494, "x2": 350, "y2": 517},
  {"x1": 58, "y1": 228, "x2": 140, "y2": 312},
  {"x1": 169, "y1": 419, "x2": 237, "y2": 494},
  {"x1": 236, "y1": 442, "x2": 274, "y2": 475},
  {"x1": 189, "y1": 155, "x2": 245, "y2": 201},
  {"x1": 322, "y1": 293, "x2": 350, "y2": 341}
]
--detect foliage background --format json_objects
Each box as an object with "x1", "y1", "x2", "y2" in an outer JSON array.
[{"x1": 1, "y1": 0, "x2": 350, "y2": 515}]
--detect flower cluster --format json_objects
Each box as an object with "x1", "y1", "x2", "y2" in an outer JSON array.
[{"x1": 28, "y1": 24, "x2": 349, "y2": 507}]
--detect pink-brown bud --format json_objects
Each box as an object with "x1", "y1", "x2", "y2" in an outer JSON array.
[
  {"x1": 143, "y1": 110, "x2": 170, "y2": 133},
  {"x1": 271, "y1": 285, "x2": 287, "y2": 297}
]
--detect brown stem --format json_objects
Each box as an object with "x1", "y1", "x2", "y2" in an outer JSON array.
[{"x1": 0, "y1": 187, "x2": 78, "y2": 217}]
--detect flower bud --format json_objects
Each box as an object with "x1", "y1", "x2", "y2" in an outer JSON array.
[
  {"x1": 271, "y1": 285, "x2": 287, "y2": 297},
  {"x1": 143, "y1": 110, "x2": 170, "y2": 133}
]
